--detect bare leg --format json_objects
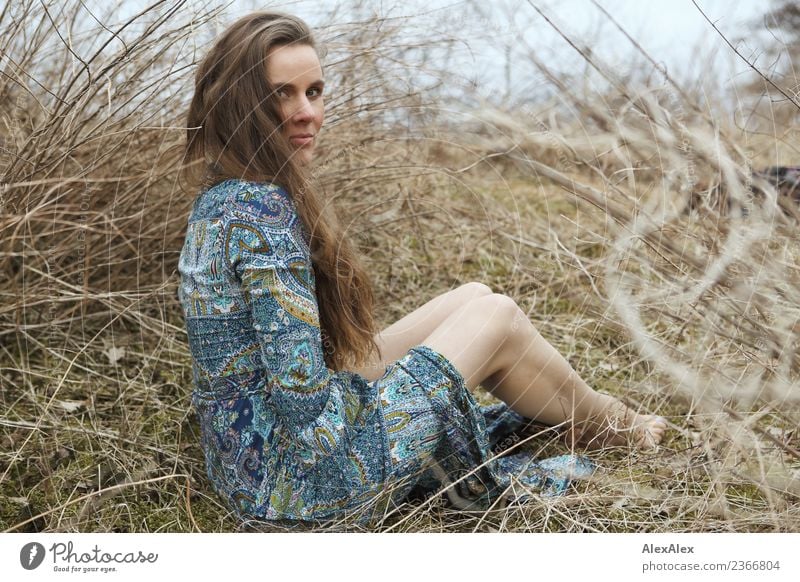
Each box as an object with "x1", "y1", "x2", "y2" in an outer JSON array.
[
  {"x1": 346, "y1": 282, "x2": 493, "y2": 381},
  {"x1": 420, "y1": 293, "x2": 667, "y2": 449}
]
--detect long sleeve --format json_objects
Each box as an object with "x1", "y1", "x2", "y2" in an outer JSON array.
[{"x1": 220, "y1": 182, "x2": 357, "y2": 463}]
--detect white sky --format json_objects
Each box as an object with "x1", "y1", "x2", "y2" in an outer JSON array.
[
  {"x1": 106, "y1": 0, "x2": 778, "y2": 83},
  {"x1": 99, "y1": 0, "x2": 783, "y2": 111},
  {"x1": 544, "y1": 0, "x2": 771, "y2": 85},
  {"x1": 225, "y1": 0, "x2": 775, "y2": 101}
]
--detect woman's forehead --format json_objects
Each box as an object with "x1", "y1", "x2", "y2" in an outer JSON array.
[{"x1": 266, "y1": 44, "x2": 323, "y2": 84}]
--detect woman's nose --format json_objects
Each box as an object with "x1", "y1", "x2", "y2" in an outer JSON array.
[{"x1": 289, "y1": 97, "x2": 314, "y2": 123}]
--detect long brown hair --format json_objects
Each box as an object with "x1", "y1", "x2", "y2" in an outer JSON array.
[{"x1": 181, "y1": 11, "x2": 381, "y2": 371}]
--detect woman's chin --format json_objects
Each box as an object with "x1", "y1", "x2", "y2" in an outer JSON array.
[{"x1": 293, "y1": 149, "x2": 313, "y2": 167}]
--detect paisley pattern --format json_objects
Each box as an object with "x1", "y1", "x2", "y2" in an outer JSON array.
[{"x1": 178, "y1": 178, "x2": 594, "y2": 524}]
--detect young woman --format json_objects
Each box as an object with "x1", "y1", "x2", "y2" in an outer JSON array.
[{"x1": 177, "y1": 11, "x2": 667, "y2": 524}]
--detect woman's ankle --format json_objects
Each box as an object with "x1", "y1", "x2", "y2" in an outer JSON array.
[{"x1": 569, "y1": 395, "x2": 667, "y2": 450}]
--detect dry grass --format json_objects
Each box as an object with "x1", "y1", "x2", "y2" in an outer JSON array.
[{"x1": 1, "y1": 0, "x2": 798, "y2": 532}]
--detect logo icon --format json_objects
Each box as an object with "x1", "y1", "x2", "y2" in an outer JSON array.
[{"x1": 20, "y1": 542, "x2": 46, "y2": 570}]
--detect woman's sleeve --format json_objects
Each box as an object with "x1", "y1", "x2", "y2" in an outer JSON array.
[{"x1": 221, "y1": 182, "x2": 355, "y2": 458}]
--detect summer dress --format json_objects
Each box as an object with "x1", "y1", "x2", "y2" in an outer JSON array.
[{"x1": 177, "y1": 178, "x2": 593, "y2": 524}]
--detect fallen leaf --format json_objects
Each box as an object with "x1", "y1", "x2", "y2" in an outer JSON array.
[
  {"x1": 105, "y1": 346, "x2": 125, "y2": 365},
  {"x1": 57, "y1": 400, "x2": 85, "y2": 413}
]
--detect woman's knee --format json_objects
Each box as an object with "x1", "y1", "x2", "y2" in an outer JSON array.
[
  {"x1": 460, "y1": 281, "x2": 493, "y2": 300},
  {"x1": 467, "y1": 292, "x2": 525, "y2": 332},
  {"x1": 430, "y1": 292, "x2": 526, "y2": 344},
  {"x1": 456, "y1": 281, "x2": 492, "y2": 305},
  {"x1": 486, "y1": 292, "x2": 521, "y2": 316}
]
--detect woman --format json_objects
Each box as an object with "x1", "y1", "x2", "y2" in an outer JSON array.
[{"x1": 177, "y1": 11, "x2": 667, "y2": 524}]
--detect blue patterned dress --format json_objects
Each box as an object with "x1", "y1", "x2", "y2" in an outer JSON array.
[{"x1": 178, "y1": 178, "x2": 593, "y2": 524}]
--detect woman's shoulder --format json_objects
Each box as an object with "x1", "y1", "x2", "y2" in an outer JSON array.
[
  {"x1": 203, "y1": 179, "x2": 296, "y2": 221},
  {"x1": 204, "y1": 178, "x2": 290, "y2": 203},
  {"x1": 216, "y1": 179, "x2": 312, "y2": 260}
]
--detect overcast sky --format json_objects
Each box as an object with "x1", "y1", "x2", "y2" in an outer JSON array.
[
  {"x1": 257, "y1": 1, "x2": 767, "y2": 68},
  {"x1": 218, "y1": 0, "x2": 775, "y2": 102},
  {"x1": 94, "y1": 0, "x2": 782, "y2": 113}
]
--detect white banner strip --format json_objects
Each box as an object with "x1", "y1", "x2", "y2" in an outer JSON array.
[{"x1": 2, "y1": 533, "x2": 798, "y2": 582}]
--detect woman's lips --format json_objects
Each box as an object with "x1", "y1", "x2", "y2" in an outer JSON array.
[{"x1": 289, "y1": 134, "x2": 314, "y2": 147}]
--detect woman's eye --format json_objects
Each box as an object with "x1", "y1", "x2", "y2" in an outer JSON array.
[{"x1": 307, "y1": 87, "x2": 322, "y2": 98}]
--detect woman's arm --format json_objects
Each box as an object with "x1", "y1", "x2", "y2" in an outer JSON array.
[{"x1": 221, "y1": 182, "x2": 355, "y2": 460}]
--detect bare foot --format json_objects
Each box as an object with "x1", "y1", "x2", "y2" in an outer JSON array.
[{"x1": 565, "y1": 394, "x2": 667, "y2": 451}]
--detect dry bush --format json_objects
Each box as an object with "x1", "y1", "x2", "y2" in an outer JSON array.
[
  {"x1": 439, "y1": 3, "x2": 800, "y2": 531},
  {"x1": 1, "y1": 0, "x2": 798, "y2": 533},
  {"x1": 0, "y1": 0, "x2": 505, "y2": 532}
]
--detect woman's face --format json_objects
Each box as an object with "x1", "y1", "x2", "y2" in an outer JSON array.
[{"x1": 266, "y1": 43, "x2": 325, "y2": 166}]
